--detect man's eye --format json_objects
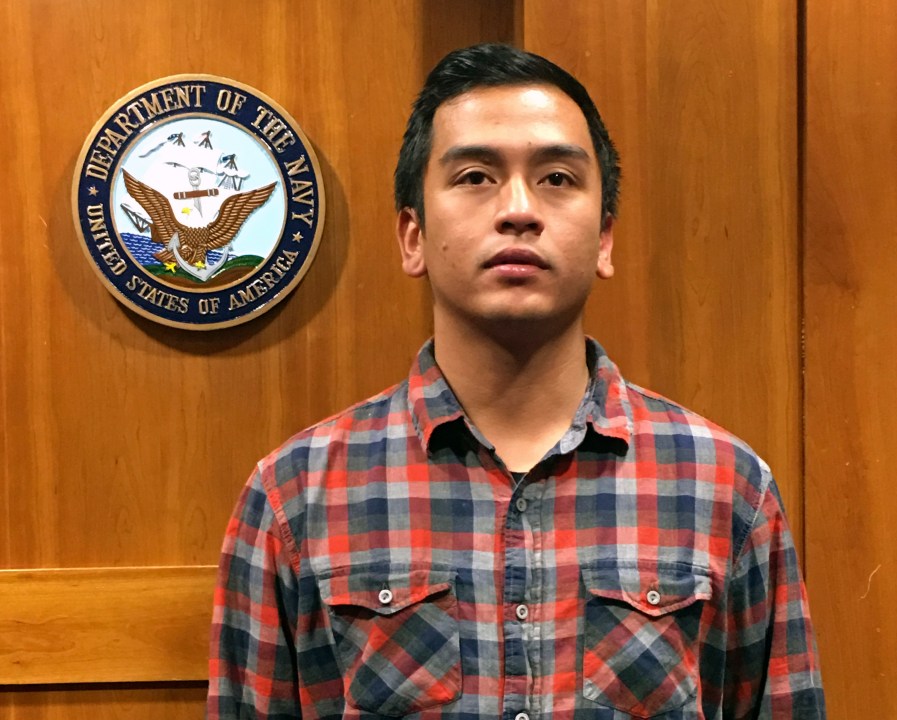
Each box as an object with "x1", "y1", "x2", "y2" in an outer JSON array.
[
  {"x1": 544, "y1": 172, "x2": 573, "y2": 187},
  {"x1": 458, "y1": 171, "x2": 490, "y2": 185}
]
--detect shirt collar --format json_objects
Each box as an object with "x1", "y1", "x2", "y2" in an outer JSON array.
[
  {"x1": 582, "y1": 338, "x2": 633, "y2": 446},
  {"x1": 407, "y1": 337, "x2": 632, "y2": 453}
]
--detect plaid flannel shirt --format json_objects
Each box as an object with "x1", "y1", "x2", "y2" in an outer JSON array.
[{"x1": 208, "y1": 339, "x2": 825, "y2": 719}]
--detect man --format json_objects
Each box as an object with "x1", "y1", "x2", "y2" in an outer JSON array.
[{"x1": 208, "y1": 44, "x2": 825, "y2": 719}]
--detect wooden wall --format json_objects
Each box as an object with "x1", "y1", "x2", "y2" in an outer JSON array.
[
  {"x1": 804, "y1": 1, "x2": 897, "y2": 714},
  {"x1": 0, "y1": 1, "x2": 891, "y2": 717}
]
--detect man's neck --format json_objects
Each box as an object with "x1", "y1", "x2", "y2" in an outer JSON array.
[{"x1": 432, "y1": 315, "x2": 590, "y2": 473}]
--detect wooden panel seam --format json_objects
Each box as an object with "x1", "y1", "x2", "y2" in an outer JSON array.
[{"x1": 0, "y1": 566, "x2": 217, "y2": 685}]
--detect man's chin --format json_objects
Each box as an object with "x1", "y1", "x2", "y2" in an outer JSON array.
[
  {"x1": 434, "y1": 297, "x2": 586, "y2": 339},
  {"x1": 471, "y1": 307, "x2": 585, "y2": 341}
]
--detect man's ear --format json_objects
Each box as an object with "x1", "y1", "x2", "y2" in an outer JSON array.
[
  {"x1": 596, "y1": 214, "x2": 614, "y2": 280},
  {"x1": 396, "y1": 207, "x2": 427, "y2": 278}
]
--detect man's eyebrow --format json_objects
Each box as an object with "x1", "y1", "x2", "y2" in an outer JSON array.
[
  {"x1": 438, "y1": 145, "x2": 502, "y2": 166},
  {"x1": 530, "y1": 144, "x2": 592, "y2": 164}
]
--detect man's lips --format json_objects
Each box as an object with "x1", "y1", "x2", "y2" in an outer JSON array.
[{"x1": 483, "y1": 247, "x2": 550, "y2": 269}]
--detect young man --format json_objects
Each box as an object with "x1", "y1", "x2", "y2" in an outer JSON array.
[{"x1": 208, "y1": 44, "x2": 825, "y2": 719}]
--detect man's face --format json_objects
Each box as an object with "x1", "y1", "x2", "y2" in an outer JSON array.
[{"x1": 397, "y1": 84, "x2": 614, "y2": 335}]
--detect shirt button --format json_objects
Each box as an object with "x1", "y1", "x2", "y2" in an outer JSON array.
[
  {"x1": 515, "y1": 498, "x2": 527, "y2": 512},
  {"x1": 515, "y1": 713, "x2": 530, "y2": 720},
  {"x1": 378, "y1": 588, "x2": 393, "y2": 605},
  {"x1": 515, "y1": 604, "x2": 529, "y2": 620},
  {"x1": 646, "y1": 590, "x2": 661, "y2": 606}
]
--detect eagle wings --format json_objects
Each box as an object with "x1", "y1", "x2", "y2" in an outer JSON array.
[{"x1": 122, "y1": 170, "x2": 276, "y2": 266}]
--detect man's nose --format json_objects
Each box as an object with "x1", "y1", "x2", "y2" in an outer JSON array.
[{"x1": 495, "y1": 176, "x2": 543, "y2": 235}]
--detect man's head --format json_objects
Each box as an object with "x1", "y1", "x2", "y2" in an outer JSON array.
[
  {"x1": 394, "y1": 44, "x2": 618, "y2": 340},
  {"x1": 394, "y1": 43, "x2": 620, "y2": 226}
]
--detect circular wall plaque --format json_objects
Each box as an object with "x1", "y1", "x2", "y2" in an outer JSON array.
[{"x1": 72, "y1": 75, "x2": 325, "y2": 330}]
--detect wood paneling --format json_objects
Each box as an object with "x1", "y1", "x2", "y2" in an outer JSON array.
[
  {"x1": 0, "y1": 0, "x2": 430, "y2": 573},
  {"x1": 0, "y1": 684, "x2": 207, "y2": 720},
  {"x1": 0, "y1": 566, "x2": 215, "y2": 684},
  {"x1": 0, "y1": 0, "x2": 513, "y2": 574},
  {"x1": 522, "y1": 1, "x2": 803, "y2": 540},
  {"x1": 804, "y1": 2, "x2": 897, "y2": 714}
]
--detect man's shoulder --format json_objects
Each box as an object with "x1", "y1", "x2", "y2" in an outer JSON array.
[
  {"x1": 256, "y1": 380, "x2": 412, "y2": 484},
  {"x1": 270, "y1": 380, "x2": 408, "y2": 462},
  {"x1": 625, "y1": 380, "x2": 753, "y2": 443},
  {"x1": 621, "y1": 379, "x2": 772, "y2": 486},
  {"x1": 592, "y1": 341, "x2": 760, "y2": 461},
  {"x1": 619, "y1": 380, "x2": 777, "y2": 546}
]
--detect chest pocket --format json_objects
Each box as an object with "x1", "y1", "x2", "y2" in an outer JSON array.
[
  {"x1": 319, "y1": 564, "x2": 462, "y2": 717},
  {"x1": 580, "y1": 561, "x2": 711, "y2": 718}
]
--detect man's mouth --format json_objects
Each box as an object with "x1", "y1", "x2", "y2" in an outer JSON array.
[{"x1": 483, "y1": 247, "x2": 550, "y2": 269}]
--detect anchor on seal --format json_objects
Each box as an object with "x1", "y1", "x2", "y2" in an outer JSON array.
[{"x1": 168, "y1": 166, "x2": 228, "y2": 280}]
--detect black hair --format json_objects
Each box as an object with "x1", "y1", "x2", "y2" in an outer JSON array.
[{"x1": 394, "y1": 43, "x2": 620, "y2": 225}]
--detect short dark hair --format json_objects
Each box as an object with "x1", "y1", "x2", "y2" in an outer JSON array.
[{"x1": 394, "y1": 43, "x2": 621, "y2": 225}]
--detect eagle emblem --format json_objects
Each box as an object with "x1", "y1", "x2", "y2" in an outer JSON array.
[{"x1": 122, "y1": 170, "x2": 276, "y2": 282}]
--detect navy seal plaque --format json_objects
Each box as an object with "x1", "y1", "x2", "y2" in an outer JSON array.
[{"x1": 72, "y1": 75, "x2": 325, "y2": 330}]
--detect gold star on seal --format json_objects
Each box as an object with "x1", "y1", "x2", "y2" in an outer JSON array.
[
  {"x1": 194, "y1": 260, "x2": 206, "y2": 269},
  {"x1": 292, "y1": 230, "x2": 304, "y2": 242},
  {"x1": 88, "y1": 186, "x2": 98, "y2": 196},
  {"x1": 164, "y1": 262, "x2": 177, "y2": 273}
]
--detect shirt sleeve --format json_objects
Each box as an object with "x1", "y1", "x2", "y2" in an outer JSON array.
[
  {"x1": 724, "y1": 474, "x2": 826, "y2": 719},
  {"x1": 207, "y1": 467, "x2": 302, "y2": 720}
]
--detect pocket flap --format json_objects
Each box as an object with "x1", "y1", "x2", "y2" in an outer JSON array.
[
  {"x1": 581, "y1": 561, "x2": 711, "y2": 617},
  {"x1": 319, "y1": 564, "x2": 455, "y2": 616}
]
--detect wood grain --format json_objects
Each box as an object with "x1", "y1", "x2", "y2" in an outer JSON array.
[
  {"x1": 522, "y1": 0, "x2": 803, "y2": 545},
  {"x1": 0, "y1": 0, "x2": 512, "y2": 572},
  {"x1": 0, "y1": 0, "x2": 430, "y2": 572},
  {"x1": 804, "y1": 1, "x2": 897, "y2": 714},
  {"x1": 0, "y1": 566, "x2": 216, "y2": 684},
  {"x1": 0, "y1": 684, "x2": 207, "y2": 720}
]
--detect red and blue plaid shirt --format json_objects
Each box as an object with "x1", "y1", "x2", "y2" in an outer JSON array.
[{"x1": 208, "y1": 339, "x2": 825, "y2": 719}]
